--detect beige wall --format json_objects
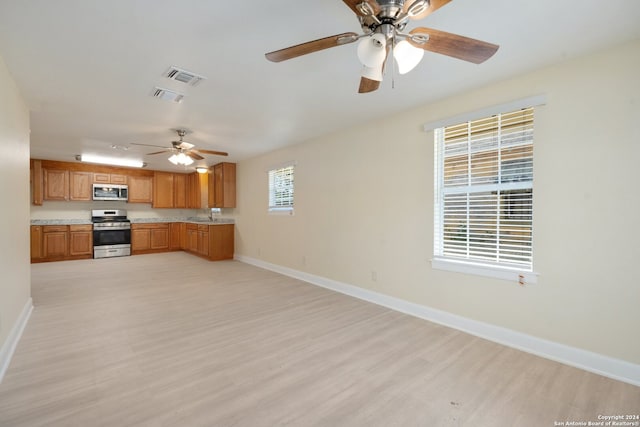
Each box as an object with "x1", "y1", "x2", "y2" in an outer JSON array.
[
  {"x1": 235, "y1": 39, "x2": 640, "y2": 365},
  {"x1": 0, "y1": 55, "x2": 31, "y2": 347}
]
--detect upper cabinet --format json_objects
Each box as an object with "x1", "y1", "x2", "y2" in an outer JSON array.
[
  {"x1": 30, "y1": 159, "x2": 219, "y2": 208},
  {"x1": 93, "y1": 172, "x2": 127, "y2": 184},
  {"x1": 188, "y1": 172, "x2": 207, "y2": 209},
  {"x1": 69, "y1": 171, "x2": 92, "y2": 201},
  {"x1": 43, "y1": 169, "x2": 69, "y2": 201},
  {"x1": 174, "y1": 173, "x2": 187, "y2": 209},
  {"x1": 31, "y1": 160, "x2": 44, "y2": 206},
  {"x1": 209, "y1": 162, "x2": 236, "y2": 208},
  {"x1": 128, "y1": 175, "x2": 153, "y2": 204},
  {"x1": 44, "y1": 169, "x2": 92, "y2": 201},
  {"x1": 153, "y1": 171, "x2": 207, "y2": 208},
  {"x1": 152, "y1": 171, "x2": 175, "y2": 208}
]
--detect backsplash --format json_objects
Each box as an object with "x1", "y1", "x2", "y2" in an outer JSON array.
[{"x1": 30, "y1": 201, "x2": 206, "y2": 221}]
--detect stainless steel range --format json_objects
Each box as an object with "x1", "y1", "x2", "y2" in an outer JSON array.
[{"x1": 91, "y1": 209, "x2": 131, "y2": 259}]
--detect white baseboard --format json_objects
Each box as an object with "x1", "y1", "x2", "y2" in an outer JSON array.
[
  {"x1": 235, "y1": 255, "x2": 640, "y2": 387},
  {"x1": 0, "y1": 298, "x2": 33, "y2": 383}
]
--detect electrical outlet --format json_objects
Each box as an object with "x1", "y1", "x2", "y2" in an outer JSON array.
[
  {"x1": 371, "y1": 271, "x2": 377, "y2": 282},
  {"x1": 302, "y1": 256, "x2": 307, "y2": 266}
]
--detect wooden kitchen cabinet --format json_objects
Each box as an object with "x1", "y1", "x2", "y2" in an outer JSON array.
[
  {"x1": 185, "y1": 224, "x2": 198, "y2": 253},
  {"x1": 69, "y1": 224, "x2": 93, "y2": 255},
  {"x1": 69, "y1": 171, "x2": 93, "y2": 201},
  {"x1": 31, "y1": 224, "x2": 94, "y2": 263},
  {"x1": 209, "y1": 224, "x2": 234, "y2": 260},
  {"x1": 174, "y1": 173, "x2": 187, "y2": 208},
  {"x1": 43, "y1": 169, "x2": 69, "y2": 201},
  {"x1": 187, "y1": 172, "x2": 207, "y2": 209},
  {"x1": 209, "y1": 162, "x2": 236, "y2": 208},
  {"x1": 153, "y1": 172, "x2": 175, "y2": 208},
  {"x1": 42, "y1": 225, "x2": 69, "y2": 259},
  {"x1": 31, "y1": 160, "x2": 44, "y2": 206},
  {"x1": 131, "y1": 223, "x2": 169, "y2": 254},
  {"x1": 44, "y1": 169, "x2": 91, "y2": 201},
  {"x1": 30, "y1": 226, "x2": 43, "y2": 259},
  {"x1": 183, "y1": 223, "x2": 234, "y2": 260},
  {"x1": 128, "y1": 175, "x2": 153, "y2": 204},
  {"x1": 197, "y1": 225, "x2": 209, "y2": 257},
  {"x1": 153, "y1": 172, "x2": 194, "y2": 208},
  {"x1": 93, "y1": 172, "x2": 127, "y2": 184},
  {"x1": 170, "y1": 222, "x2": 182, "y2": 250},
  {"x1": 151, "y1": 227, "x2": 169, "y2": 249}
]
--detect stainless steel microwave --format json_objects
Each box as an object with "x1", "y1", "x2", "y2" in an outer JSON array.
[{"x1": 92, "y1": 184, "x2": 128, "y2": 201}]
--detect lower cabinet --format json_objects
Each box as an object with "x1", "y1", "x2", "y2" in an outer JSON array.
[
  {"x1": 131, "y1": 223, "x2": 170, "y2": 254},
  {"x1": 31, "y1": 224, "x2": 93, "y2": 263},
  {"x1": 170, "y1": 222, "x2": 182, "y2": 250},
  {"x1": 31, "y1": 222, "x2": 233, "y2": 263},
  {"x1": 43, "y1": 226, "x2": 68, "y2": 259},
  {"x1": 209, "y1": 224, "x2": 234, "y2": 260},
  {"x1": 69, "y1": 225, "x2": 93, "y2": 256},
  {"x1": 184, "y1": 223, "x2": 234, "y2": 260},
  {"x1": 186, "y1": 224, "x2": 198, "y2": 253}
]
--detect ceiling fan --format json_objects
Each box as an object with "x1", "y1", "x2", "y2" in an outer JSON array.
[
  {"x1": 265, "y1": 0, "x2": 499, "y2": 93},
  {"x1": 132, "y1": 129, "x2": 228, "y2": 166}
]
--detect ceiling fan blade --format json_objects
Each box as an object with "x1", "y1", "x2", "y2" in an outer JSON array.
[
  {"x1": 408, "y1": 27, "x2": 499, "y2": 64},
  {"x1": 196, "y1": 149, "x2": 229, "y2": 157},
  {"x1": 403, "y1": 0, "x2": 451, "y2": 20},
  {"x1": 146, "y1": 150, "x2": 169, "y2": 155},
  {"x1": 342, "y1": 0, "x2": 381, "y2": 17},
  {"x1": 265, "y1": 32, "x2": 359, "y2": 62},
  {"x1": 358, "y1": 77, "x2": 381, "y2": 93},
  {"x1": 131, "y1": 142, "x2": 167, "y2": 148},
  {"x1": 185, "y1": 151, "x2": 204, "y2": 161}
]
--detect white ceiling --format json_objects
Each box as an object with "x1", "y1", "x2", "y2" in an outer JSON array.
[{"x1": 1, "y1": 0, "x2": 639, "y2": 172}]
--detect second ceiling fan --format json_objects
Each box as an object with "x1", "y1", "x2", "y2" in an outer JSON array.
[
  {"x1": 265, "y1": 0, "x2": 499, "y2": 93},
  {"x1": 132, "y1": 129, "x2": 228, "y2": 166}
]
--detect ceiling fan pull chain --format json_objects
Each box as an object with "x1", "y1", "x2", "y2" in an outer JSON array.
[{"x1": 391, "y1": 33, "x2": 396, "y2": 89}]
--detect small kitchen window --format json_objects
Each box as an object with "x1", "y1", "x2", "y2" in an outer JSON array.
[{"x1": 268, "y1": 163, "x2": 295, "y2": 215}]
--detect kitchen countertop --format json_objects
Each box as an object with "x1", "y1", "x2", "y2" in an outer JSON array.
[
  {"x1": 131, "y1": 217, "x2": 234, "y2": 225},
  {"x1": 30, "y1": 219, "x2": 92, "y2": 225},
  {"x1": 31, "y1": 217, "x2": 234, "y2": 226}
]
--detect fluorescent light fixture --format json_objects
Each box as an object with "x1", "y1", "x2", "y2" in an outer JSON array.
[
  {"x1": 195, "y1": 167, "x2": 209, "y2": 174},
  {"x1": 77, "y1": 154, "x2": 145, "y2": 168}
]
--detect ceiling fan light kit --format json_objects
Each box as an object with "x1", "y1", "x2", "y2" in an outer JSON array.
[
  {"x1": 393, "y1": 39, "x2": 424, "y2": 74},
  {"x1": 130, "y1": 129, "x2": 229, "y2": 168},
  {"x1": 361, "y1": 64, "x2": 384, "y2": 81},
  {"x1": 265, "y1": 0, "x2": 499, "y2": 93},
  {"x1": 357, "y1": 33, "x2": 387, "y2": 67},
  {"x1": 168, "y1": 152, "x2": 194, "y2": 166}
]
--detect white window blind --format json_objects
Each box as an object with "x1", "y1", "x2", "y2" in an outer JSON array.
[
  {"x1": 268, "y1": 164, "x2": 294, "y2": 212},
  {"x1": 434, "y1": 107, "x2": 534, "y2": 270}
]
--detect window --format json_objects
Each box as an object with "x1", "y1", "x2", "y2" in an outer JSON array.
[
  {"x1": 434, "y1": 107, "x2": 534, "y2": 276},
  {"x1": 268, "y1": 164, "x2": 294, "y2": 214}
]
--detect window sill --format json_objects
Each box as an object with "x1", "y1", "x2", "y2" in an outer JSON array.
[
  {"x1": 431, "y1": 257, "x2": 538, "y2": 285},
  {"x1": 268, "y1": 208, "x2": 294, "y2": 216}
]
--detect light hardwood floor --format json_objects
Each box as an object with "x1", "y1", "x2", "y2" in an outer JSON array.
[{"x1": 1, "y1": 252, "x2": 638, "y2": 426}]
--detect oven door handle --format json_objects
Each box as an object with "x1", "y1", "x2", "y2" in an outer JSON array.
[{"x1": 93, "y1": 225, "x2": 131, "y2": 231}]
